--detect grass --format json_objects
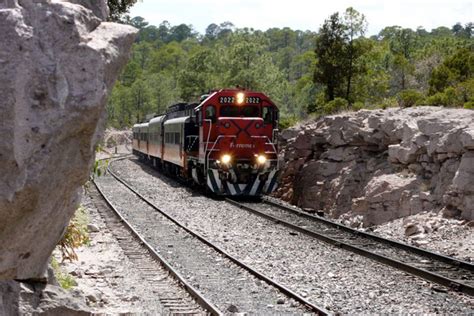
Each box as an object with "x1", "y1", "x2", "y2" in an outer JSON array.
[
  {"x1": 50, "y1": 256, "x2": 77, "y2": 290},
  {"x1": 51, "y1": 204, "x2": 91, "y2": 289},
  {"x1": 57, "y1": 205, "x2": 90, "y2": 262}
]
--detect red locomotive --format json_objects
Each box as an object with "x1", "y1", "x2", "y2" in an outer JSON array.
[{"x1": 132, "y1": 88, "x2": 279, "y2": 196}]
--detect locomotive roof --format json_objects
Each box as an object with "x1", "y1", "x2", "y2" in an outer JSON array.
[
  {"x1": 166, "y1": 102, "x2": 198, "y2": 114},
  {"x1": 133, "y1": 122, "x2": 149, "y2": 129},
  {"x1": 194, "y1": 89, "x2": 275, "y2": 112},
  {"x1": 149, "y1": 115, "x2": 166, "y2": 124},
  {"x1": 164, "y1": 116, "x2": 191, "y2": 125}
]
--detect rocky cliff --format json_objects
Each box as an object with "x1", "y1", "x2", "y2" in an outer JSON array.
[
  {"x1": 0, "y1": 0, "x2": 136, "y2": 280},
  {"x1": 275, "y1": 107, "x2": 474, "y2": 226}
]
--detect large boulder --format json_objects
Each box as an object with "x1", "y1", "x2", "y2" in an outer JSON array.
[
  {"x1": 0, "y1": 0, "x2": 136, "y2": 280},
  {"x1": 274, "y1": 107, "x2": 474, "y2": 225},
  {"x1": 0, "y1": 280, "x2": 91, "y2": 315}
]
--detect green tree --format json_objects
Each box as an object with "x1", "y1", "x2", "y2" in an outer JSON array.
[
  {"x1": 108, "y1": 0, "x2": 139, "y2": 22},
  {"x1": 429, "y1": 47, "x2": 474, "y2": 94},
  {"x1": 179, "y1": 47, "x2": 221, "y2": 100},
  {"x1": 313, "y1": 12, "x2": 347, "y2": 101},
  {"x1": 130, "y1": 78, "x2": 153, "y2": 122},
  {"x1": 431, "y1": 26, "x2": 452, "y2": 37},
  {"x1": 106, "y1": 15, "x2": 474, "y2": 127},
  {"x1": 148, "y1": 42, "x2": 187, "y2": 74},
  {"x1": 387, "y1": 27, "x2": 418, "y2": 91},
  {"x1": 108, "y1": 82, "x2": 133, "y2": 127},
  {"x1": 343, "y1": 7, "x2": 368, "y2": 101},
  {"x1": 313, "y1": 8, "x2": 371, "y2": 104},
  {"x1": 169, "y1": 24, "x2": 197, "y2": 42},
  {"x1": 148, "y1": 73, "x2": 182, "y2": 114}
]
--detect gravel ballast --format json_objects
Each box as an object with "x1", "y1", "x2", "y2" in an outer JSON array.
[
  {"x1": 95, "y1": 173, "x2": 312, "y2": 315},
  {"x1": 57, "y1": 192, "x2": 165, "y2": 314},
  {"x1": 110, "y1": 158, "x2": 474, "y2": 314}
]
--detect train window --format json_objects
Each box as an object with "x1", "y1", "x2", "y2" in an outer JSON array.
[
  {"x1": 205, "y1": 105, "x2": 216, "y2": 122},
  {"x1": 221, "y1": 106, "x2": 260, "y2": 117},
  {"x1": 220, "y1": 106, "x2": 239, "y2": 117},
  {"x1": 263, "y1": 107, "x2": 274, "y2": 124},
  {"x1": 174, "y1": 132, "x2": 180, "y2": 144},
  {"x1": 242, "y1": 106, "x2": 259, "y2": 117}
]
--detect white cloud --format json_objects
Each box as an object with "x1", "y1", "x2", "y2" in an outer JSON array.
[{"x1": 129, "y1": 0, "x2": 473, "y2": 35}]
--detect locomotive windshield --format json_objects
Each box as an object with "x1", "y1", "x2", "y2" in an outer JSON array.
[{"x1": 220, "y1": 105, "x2": 260, "y2": 117}]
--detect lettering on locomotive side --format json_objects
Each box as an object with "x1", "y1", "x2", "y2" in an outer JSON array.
[{"x1": 230, "y1": 143, "x2": 255, "y2": 149}]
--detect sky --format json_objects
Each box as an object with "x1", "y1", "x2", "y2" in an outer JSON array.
[{"x1": 129, "y1": 0, "x2": 473, "y2": 36}]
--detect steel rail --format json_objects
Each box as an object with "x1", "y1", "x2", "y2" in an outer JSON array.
[
  {"x1": 226, "y1": 198, "x2": 474, "y2": 297},
  {"x1": 105, "y1": 163, "x2": 330, "y2": 316},
  {"x1": 92, "y1": 178, "x2": 223, "y2": 316},
  {"x1": 263, "y1": 197, "x2": 474, "y2": 271}
]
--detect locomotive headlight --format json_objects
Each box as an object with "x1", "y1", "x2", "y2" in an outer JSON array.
[
  {"x1": 221, "y1": 154, "x2": 232, "y2": 164},
  {"x1": 236, "y1": 92, "x2": 245, "y2": 105},
  {"x1": 256, "y1": 155, "x2": 267, "y2": 165}
]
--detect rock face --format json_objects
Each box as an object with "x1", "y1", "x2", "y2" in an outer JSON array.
[
  {"x1": 0, "y1": 280, "x2": 91, "y2": 315},
  {"x1": 274, "y1": 107, "x2": 474, "y2": 226},
  {"x1": 103, "y1": 128, "x2": 132, "y2": 148},
  {"x1": 0, "y1": 0, "x2": 136, "y2": 280}
]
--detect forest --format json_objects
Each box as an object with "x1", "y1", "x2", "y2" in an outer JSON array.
[{"x1": 106, "y1": 7, "x2": 473, "y2": 129}]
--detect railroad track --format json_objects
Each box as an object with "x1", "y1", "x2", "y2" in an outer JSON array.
[
  {"x1": 93, "y1": 162, "x2": 330, "y2": 315},
  {"x1": 89, "y1": 180, "x2": 218, "y2": 315},
  {"x1": 226, "y1": 197, "x2": 474, "y2": 297}
]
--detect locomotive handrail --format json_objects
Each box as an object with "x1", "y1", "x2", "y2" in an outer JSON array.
[
  {"x1": 203, "y1": 119, "x2": 213, "y2": 155},
  {"x1": 186, "y1": 135, "x2": 199, "y2": 152}
]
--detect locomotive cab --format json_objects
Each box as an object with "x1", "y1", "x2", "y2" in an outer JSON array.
[{"x1": 194, "y1": 89, "x2": 279, "y2": 196}]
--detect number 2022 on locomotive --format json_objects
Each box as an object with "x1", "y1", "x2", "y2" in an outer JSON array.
[{"x1": 219, "y1": 96, "x2": 261, "y2": 104}]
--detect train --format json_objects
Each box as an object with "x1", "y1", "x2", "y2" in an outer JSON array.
[{"x1": 132, "y1": 88, "x2": 280, "y2": 196}]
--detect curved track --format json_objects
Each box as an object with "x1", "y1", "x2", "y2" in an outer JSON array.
[
  {"x1": 91, "y1": 168, "x2": 220, "y2": 315},
  {"x1": 226, "y1": 197, "x2": 474, "y2": 297},
  {"x1": 93, "y1": 159, "x2": 329, "y2": 315}
]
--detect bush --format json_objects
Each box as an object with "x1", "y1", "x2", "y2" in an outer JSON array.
[
  {"x1": 426, "y1": 91, "x2": 448, "y2": 106},
  {"x1": 323, "y1": 97, "x2": 348, "y2": 114},
  {"x1": 464, "y1": 101, "x2": 474, "y2": 109},
  {"x1": 397, "y1": 89, "x2": 424, "y2": 108},
  {"x1": 92, "y1": 158, "x2": 109, "y2": 178},
  {"x1": 51, "y1": 257, "x2": 77, "y2": 289},
  {"x1": 352, "y1": 101, "x2": 365, "y2": 111},
  {"x1": 448, "y1": 87, "x2": 464, "y2": 107},
  {"x1": 307, "y1": 91, "x2": 326, "y2": 114},
  {"x1": 425, "y1": 87, "x2": 462, "y2": 107},
  {"x1": 377, "y1": 97, "x2": 398, "y2": 109},
  {"x1": 57, "y1": 206, "x2": 90, "y2": 262},
  {"x1": 279, "y1": 115, "x2": 299, "y2": 130},
  {"x1": 458, "y1": 78, "x2": 474, "y2": 102}
]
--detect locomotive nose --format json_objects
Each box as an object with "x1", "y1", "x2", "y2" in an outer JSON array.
[
  {"x1": 217, "y1": 117, "x2": 266, "y2": 162},
  {"x1": 218, "y1": 117, "x2": 263, "y2": 137}
]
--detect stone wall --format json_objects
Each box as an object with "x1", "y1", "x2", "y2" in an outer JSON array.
[
  {"x1": 274, "y1": 107, "x2": 474, "y2": 226},
  {"x1": 0, "y1": 0, "x2": 136, "y2": 280}
]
